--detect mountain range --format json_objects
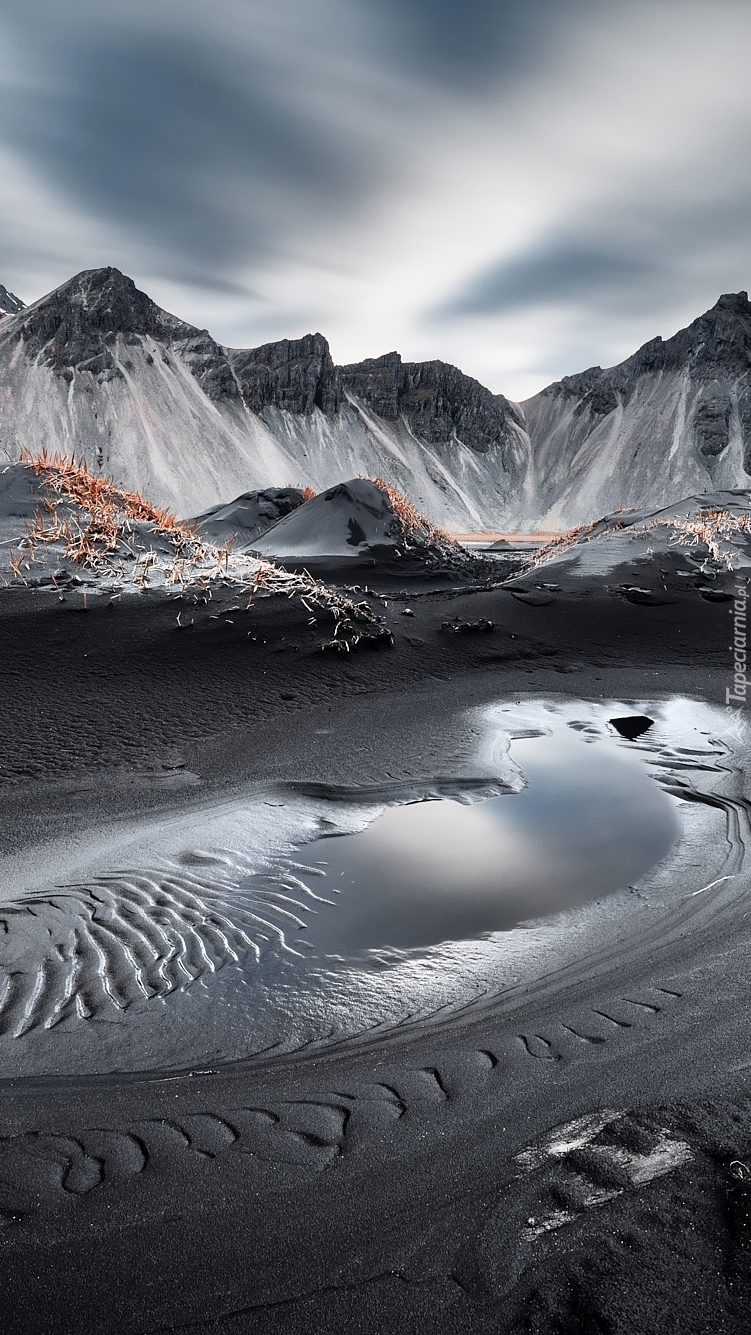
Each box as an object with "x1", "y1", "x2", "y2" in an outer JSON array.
[{"x1": 0, "y1": 266, "x2": 749, "y2": 530}]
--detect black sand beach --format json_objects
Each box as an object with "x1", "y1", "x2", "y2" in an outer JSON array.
[{"x1": 1, "y1": 549, "x2": 750, "y2": 1334}]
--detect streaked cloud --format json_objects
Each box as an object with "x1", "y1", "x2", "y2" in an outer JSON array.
[
  {"x1": 436, "y1": 244, "x2": 660, "y2": 319},
  {"x1": 0, "y1": 0, "x2": 749, "y2": 398}
]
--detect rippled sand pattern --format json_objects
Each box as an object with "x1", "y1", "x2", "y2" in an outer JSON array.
[{"x1": 0, "y1": 858, "x2": 329, "y2": 1036}]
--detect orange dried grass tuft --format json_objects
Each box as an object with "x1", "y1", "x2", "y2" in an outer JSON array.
[
  {"x1": 17, "y1": 446, "x2": 211, "y2": 570},
  {"x1": 9, "y1": 449, "x2": 392, "y2": 650},
  {"x1": 531, "y1": 517, "x2": 604, "y2": 565},
  {"x1": 368, "y1": 476, "x2": 455, "y2": 549},
  {"x1": 532, "y1": 501, "x2": 751, "y2": 570}
]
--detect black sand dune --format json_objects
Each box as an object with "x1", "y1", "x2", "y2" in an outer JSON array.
[
  {"x1": 251, "y1": 477, "x2": 404, "y2": 557},
  {"x1": 504, "y1": 489, "x2": 751, "y2": 607},
  {"x1": 1, "y1": 482, "x2": 751, "y2": 1332},
  {"x1": 248, "y1": 476, "x2": 481, "y2": 588},
  {"x1": 192, "y1": 486, "x2": 307, "y2": 545}
]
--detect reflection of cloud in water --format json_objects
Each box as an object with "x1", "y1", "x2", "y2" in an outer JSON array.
[{"x1": 302, "y1": 730, "x2": 682, "y2": 955}]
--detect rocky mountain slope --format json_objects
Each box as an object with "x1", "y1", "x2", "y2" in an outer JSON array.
[
  {"x1": 0, "y1": 268, "x2": 531, "y2": 528},
  {"x1": 0, "y1": 285, "x2": 24, "y2": 316},
  {"x1": 3, "y1": 268, "x2": 751, "y2": 531},
  {"x1": 521, "y1": 292, "x2": 751, "y2": 529}
]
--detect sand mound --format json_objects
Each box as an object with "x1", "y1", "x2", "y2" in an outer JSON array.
[
  {"x1": 251, "y1": 477, "x2": 463, "y2": 563},
  {"x1": 506, "y1": 490, "x2": 751, "y2": 603},
  {"x1": 192, "y1": 486, "x2": 308, "y2": 545},
  {"x1": 0, "y1": 454, "x2": 390, "y2": 649}
]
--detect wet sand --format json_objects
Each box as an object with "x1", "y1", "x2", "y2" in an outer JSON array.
[{"x1": 1, "y1": 570, "x2": 750, "y2": 1333}]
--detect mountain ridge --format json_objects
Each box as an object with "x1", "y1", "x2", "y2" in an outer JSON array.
[
  {"x1": 0, "y1": 284, "x2": 25, "y2": 317},
  {"x1": 2, "y1": 267, "x2": 751, "y2": 528},
  {"x1": 0, "y1": 267, "x2": 530, "y2": 526},
  {"x1": 520, "y1": 290, "x2": 751, "y2": 527}
]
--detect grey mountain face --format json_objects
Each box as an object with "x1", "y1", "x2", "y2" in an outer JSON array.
[
  {"x1": 228, "y1": 334, "x2": 340, "y2": 414},
  {"x1": 13, "y1": 267, "x2": 520, "y2": 448},
  {"x1": 339, "y1": 352, "x2": 523, "y2": 452},
  {"x1": 0, "y1": 285, "x2": 25, "y2": 317},
  {"x1": 2, "y1": 267, "x2": 751, "y2": 529},
  {"x1": 521, "y1": 292, "x2": 751, "y2": 528},
  {"x1": 0, "y1": 267, "x2": 530, "y2": 526},
  {"x1": 17, "y1": 266, "x2": 235, "y2": 394}
]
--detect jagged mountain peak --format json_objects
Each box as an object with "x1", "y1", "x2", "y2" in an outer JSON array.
[
  {"x1": 535, "y1": 292, "x2": 751, "y2": 406},
  {"x1": 228, "y1": 331, "x2": 339, "y2": 414},
  {"x1": 339, "y1": 349, "x2": 524, "y2": 446},
  {"x1": 522, "y1": 289, "x2": 751, "y2": 530},
  {"x1": 236, "y1": 331, "x2": 331, "y2": 360},
  {"x1": 0, "y1": 284, "x2": 25, "y2": 317},
  {"x1": 19, "y1": 266, "x2": 189, "y2": 345},
  {"x1": 710, "y1": 290, "x2": 750, "y2": 315},
  {"x1": 9, "y1": 265, "x2": 230, "y2": 392}
]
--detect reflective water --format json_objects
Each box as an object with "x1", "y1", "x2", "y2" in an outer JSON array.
[{"x1": 294, "y1": 728, "x2": 682, "y2": 957}]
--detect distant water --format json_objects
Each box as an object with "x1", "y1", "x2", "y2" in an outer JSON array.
[{"x1": 293, "y1": 729, "x2": 682, "y2": 957}]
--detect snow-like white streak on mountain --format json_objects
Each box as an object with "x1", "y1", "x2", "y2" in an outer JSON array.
[
  {"x1": 522, "y1": 373, "x2": 751, "y2": 531},
  {"x1": 0, "y1": 334, "x2": 530, "y2": 527},
  {"x1": 520, "y1": 292, "x2": 751, "y2": 530},
  {"x1": 0, "y1": 285, "x2": 25, "y2": 317},
  {"x1": 1, "y1": 268, "x2": 751, "y2": 532}
]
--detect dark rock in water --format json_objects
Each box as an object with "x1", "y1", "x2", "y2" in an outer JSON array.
[
  {"x1": 340, "y1": 351, "x2": 522, "y2": 451},
  {"x1": 610, "y1": 715, "x2": 654, "y2": 740},
  {"x1": 193, "y1": 487, "x2": 307, "y2": 544}
]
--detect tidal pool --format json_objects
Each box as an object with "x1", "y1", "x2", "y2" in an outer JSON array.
[
  {"x1": 294, "y1": 727, "x2": 682, "y2": 957},
  {"x1": 1, "y1": 697, "x2": 736, "y2": 1076}
]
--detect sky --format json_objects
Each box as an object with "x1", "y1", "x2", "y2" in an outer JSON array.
[{"x1": 1, "y1": 0, "x2": 750, "y2": 399}]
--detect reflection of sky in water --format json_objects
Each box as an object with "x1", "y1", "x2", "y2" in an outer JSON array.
[{"x1": 295, "y1": 729, "x2": 682, "y2": 957}]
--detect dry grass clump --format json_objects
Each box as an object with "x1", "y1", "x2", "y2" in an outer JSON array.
[
  {"x1": 18, "y1": 446, "x2": 209, "y2": 573},
  {"x1": 655, "y1": 507, "x2": 751, "y2": 564},
  {"x1": 532, "y1": 517, "x2": 607, "y2": 566},
  {"x1": 532, "y1": 500, "x2": 751, "y2": 571},
  {"x1": 368, "y1": 476, "x2": 456, "y2": 551},
  {"x1": 6, "y1": 450, "x2": 389, "y2": 650}
]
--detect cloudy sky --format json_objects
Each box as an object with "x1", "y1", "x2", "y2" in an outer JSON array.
[{"x1": 1, "y1": 0, "x2": 750, "y2": 398}]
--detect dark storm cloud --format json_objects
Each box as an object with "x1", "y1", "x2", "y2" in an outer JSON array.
[
  {"x1": 0, "y1": 0, "x2": 749, "y2": 396},
  {"x1": 437, "y1": 242, "x2": 660, "y2": 318},
  {"x1": 435, "y1": 166, "x2": 751, "y2": 333},
  {"x1": 0, "y1": 20, "x2": 367, "y2": 276},
  {"x1": 369, "y1": 0, "x2": 587, "y2": 84},
  {"x1": 0, "y1": 0, "x2": 595, "y2": 286}
]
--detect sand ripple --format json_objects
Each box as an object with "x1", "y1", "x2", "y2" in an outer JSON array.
[{"x1": 0, "y1": 860, "x2": 329, "y2": 1036}]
